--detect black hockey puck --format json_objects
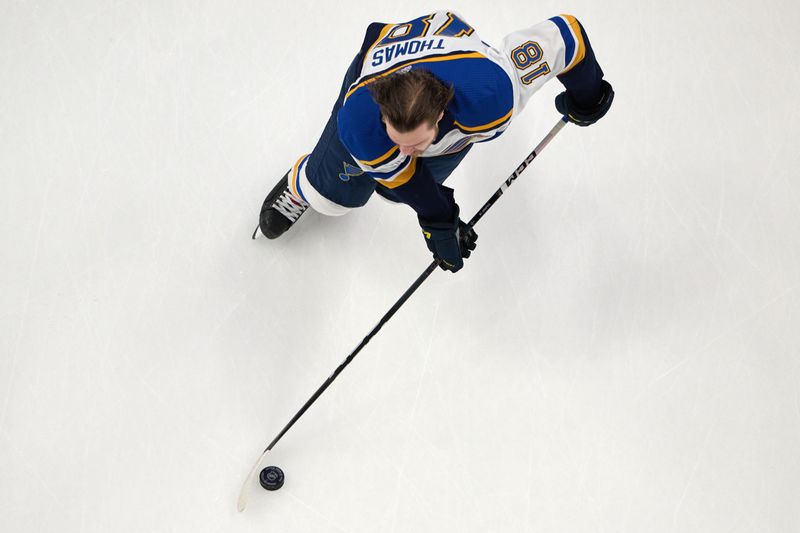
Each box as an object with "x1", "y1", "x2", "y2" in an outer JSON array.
[{"x1": 259, "y1": 466, "x2": 284, "y2": 491}]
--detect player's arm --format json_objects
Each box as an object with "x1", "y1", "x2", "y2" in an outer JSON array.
[
  {"x1": 338, "y1": 127, "x2": 470, "y2": 271},
  {"x1": 362, "y1": 152, "x2": 473, "y2": 272},
  {"x1": 503, "y1": 15, "x2": 613, "y2": 126},
  {"x1": 367, "y1": 155, "x2": 455, "y2": 220},
  {"x1": 548, "y1": 15, "x2": 613, "y2": 126},
  {"x1": 338, "y1": 92, "x2": 475, "y2": 271},
  {"x1": 376, "y1": 164, "x2": 474, "y2": 273}
]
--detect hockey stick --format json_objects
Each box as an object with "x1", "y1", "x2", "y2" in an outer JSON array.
[{"x1": 237, "y1": 116, "x2": 569, "y2": 512}]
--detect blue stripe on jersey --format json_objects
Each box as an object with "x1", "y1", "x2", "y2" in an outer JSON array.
[{"x1": 549, "y1": 16, "x2": 575, "y2": 67}]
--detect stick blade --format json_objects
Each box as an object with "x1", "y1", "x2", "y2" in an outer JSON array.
[{"x1": 237, "y1": 450, "x2": 269, "y2": 512}]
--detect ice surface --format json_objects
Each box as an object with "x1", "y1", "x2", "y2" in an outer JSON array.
[{"x1": 2, "y1": 1, "x2": 799, "y2": 532}]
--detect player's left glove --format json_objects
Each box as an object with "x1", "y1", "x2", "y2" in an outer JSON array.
[
  {"x1": 419, "y1": 205, "x2": 478, "y2": 273},
  {"x1": 555, "y1": 79, "x2": 614, "y2": 127}
]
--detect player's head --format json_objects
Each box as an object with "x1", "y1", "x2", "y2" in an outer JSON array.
[{"x1": 369, "y1": 68, "x2": 454, "y2": 156}]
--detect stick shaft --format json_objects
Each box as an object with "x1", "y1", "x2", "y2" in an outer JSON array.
[
  {"x1": 237, "y1": 117, "x2": 568, "y2": 511},
  {"x1": 468, "y1": 116, "x2": 568, "y2": 227},
  {"x1": 261, "y1": 116, "x2": 568, "y2": 453},
  {"x1": 263, "y1": 260, "x2": 439, "y2": 452},
  {"x1": 260, "y1": 117, "x2": 568, "y2": 456}
]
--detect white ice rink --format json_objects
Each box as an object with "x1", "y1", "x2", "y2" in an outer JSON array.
[{"x1": 2, "y1": 1, "x2": 799, "y2": 531}]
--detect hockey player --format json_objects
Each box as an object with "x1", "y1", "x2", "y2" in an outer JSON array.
[{"x1": 257, "y1": 12, "x2": 613, "y2": 272}]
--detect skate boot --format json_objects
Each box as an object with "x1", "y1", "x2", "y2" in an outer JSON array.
[{"x1": 255, "y1": 172, "x2": 309, "y2": 239}]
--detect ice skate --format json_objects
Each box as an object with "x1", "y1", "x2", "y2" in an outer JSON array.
[{"x1": 254, "y1": 172, "x2": 309, "y2": 239}]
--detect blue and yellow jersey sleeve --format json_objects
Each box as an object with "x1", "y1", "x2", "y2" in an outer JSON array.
[
  {"x1": 548, "y1": 14, "x2": 604, "y2": 108},
  {"x1": 498, "y1": 14, "x2": 606, "y2": 112},
  {"x1": 336, "y1": 88, "x2": 401, "y2": 172}
]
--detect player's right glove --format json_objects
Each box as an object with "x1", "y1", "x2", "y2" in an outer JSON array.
[
  {"x1": 555, "y1": 79, "x2": 614, "y2": 127},
  {"x1": 418, "y1": 205, "x2": 478, "y2": 273}
]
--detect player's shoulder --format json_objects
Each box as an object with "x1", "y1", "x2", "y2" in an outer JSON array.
[
  {"x1": 337, "y1": 88, "x2": 396, "y2": 167},
  {"x1": 421, "y1": 59, "x2": 514, "y2": 134}
]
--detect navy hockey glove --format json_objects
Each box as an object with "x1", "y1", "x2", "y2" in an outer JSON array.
[
  {"x1": 419, "y1": 205, "x2": 478, "y2": 273},
  {"x1": 555, "y1": 80, "x2": 614, "y2": 127}
]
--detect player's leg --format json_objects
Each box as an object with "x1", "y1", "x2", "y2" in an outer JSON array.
[
  {"x1": 493, "y1": 15, "x2": 606, "y2": 118},
  {"x1": 258, "y1": 54, "x2": 376, "y2": 239}
]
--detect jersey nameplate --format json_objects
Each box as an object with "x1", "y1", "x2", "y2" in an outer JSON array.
[{"x1": 371, "y1": 39, "x2": 447, "y2": 67}]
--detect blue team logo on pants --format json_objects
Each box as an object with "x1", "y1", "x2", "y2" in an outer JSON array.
[{"x1": 339, "y1": 162, "x2": 364, "y2": 182}]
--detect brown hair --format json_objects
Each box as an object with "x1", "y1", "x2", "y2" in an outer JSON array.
[{"x1": 367, "y1": 68, "x2": 454, "y2": 132}]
